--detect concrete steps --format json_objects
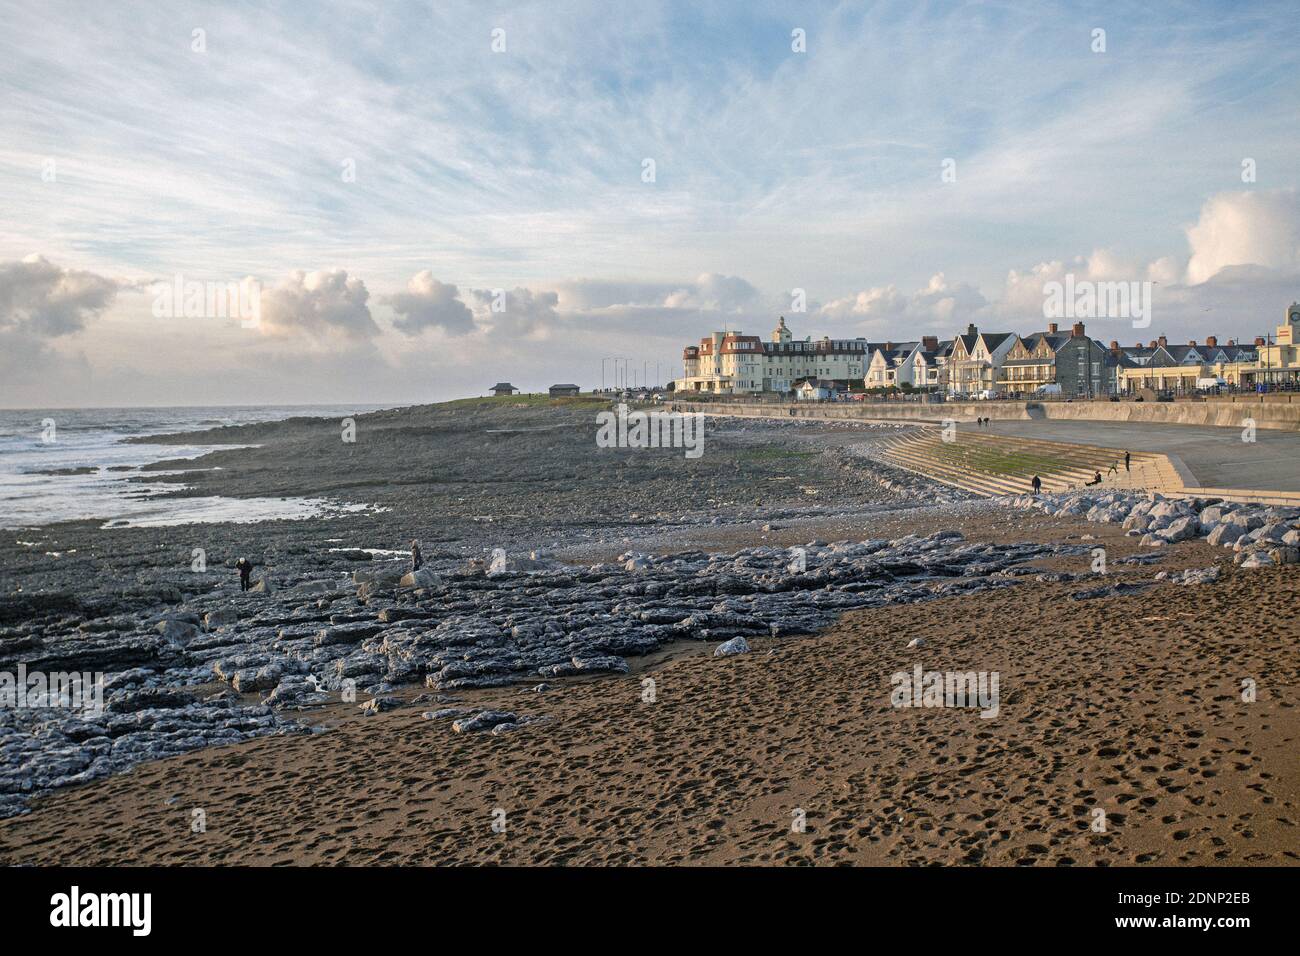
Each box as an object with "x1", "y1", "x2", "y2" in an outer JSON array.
[{"x1": 872, "y1": 429, "x2": 1184, "y2": 498}]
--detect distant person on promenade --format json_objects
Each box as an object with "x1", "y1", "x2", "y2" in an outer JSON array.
[
  {"x1": 235, "y1": 557, "x2": 252, "y2": 592},
  {"x1": 410, "y1": 539, "x2": 423, "y2": 572},
  {"x1": 1124, "y1": 451, "x2": 1131, "y2": 472},
  {"x1": 1031, "y1": 475, "x2": 1042, "y2": 495}
]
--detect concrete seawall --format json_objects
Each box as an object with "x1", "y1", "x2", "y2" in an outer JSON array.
[{"x1": 676, "y1": 398, "x2": 1300, "y2": 431}]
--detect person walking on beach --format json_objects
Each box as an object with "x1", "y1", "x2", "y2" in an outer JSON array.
[
  {"x1": 1031, "y1": 474, "x2": 1042, "y2": 495},
  {"x1": 235, "y1": 557, "x2": 252, "y2": 592},
  {"x1": 1108, "y1": 460, "x2": 1118, "y2": 476},
  {"x1": 410, "y1": 539, "x2": 423, "y2": 573},
  {"x1": 1124, "y1": 451, "x2": 1131, "y2": 472}
]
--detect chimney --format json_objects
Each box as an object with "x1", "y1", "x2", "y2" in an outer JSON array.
[
  {"x1": 1047, "y1": 322, "x2": 1058, "y2": 334},
  {"x1": 1255, "y1": 336, "x2": 1267, "y2": 346},
  {"x1": 966, "y1": 324, "x2": 977, "y2": 337},
  {"x1": 1071, "y1": 322, "x2": 1085, "y2": 338},
  {"x1": 922, "y1": 335, "x2": 938, "y2": 351},
  {"x1": 1227, "y1": 338, "x2": 1235, "y2": 346},
  {"x1": 1188, "y1": 339, "x2": 1197, "y2": 347},
  {"x1": 1109, "y1": 340, "x2": 1120, "y2": 355},
  {"x1": 885, "y1": 341, "x2": 894, "y2": 352},
  {"x1": 1205, "y1": 335, "x2": 1217, "y2": 347},
  {"x1": 1148, "y1": 340, "x2": 1157, "y2": 348},
  {"x1": 1157, "y1": 335, "x2": 1167, "y2": 347}
]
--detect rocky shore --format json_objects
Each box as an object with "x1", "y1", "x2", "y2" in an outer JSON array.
[{"x1": 1, "y1": 403, "x2": 979, "y2": 818}]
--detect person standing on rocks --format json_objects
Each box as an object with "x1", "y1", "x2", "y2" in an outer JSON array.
[
  {"x1": 411, "y1": 539, "x2": 423, "y2": 573},
  {"x1": 1031, "y1": 475, "x2": 1042, "y2": 495},
  {"x1": 1124, "y1": 451, "x2": 1131, "y2": 472},
  {"x1": 235, "y1": 557, "x2": 252, "y2": 592}
]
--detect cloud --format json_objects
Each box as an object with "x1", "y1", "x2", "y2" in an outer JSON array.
[
  {"x1": 815, "y1": 273, "x2": 987, "y2": 333},
  {"x1": 257, "y1": 269, "x2": 378, "y2": 342},
  {"x1": 0, "y1": 254, "x2": 125, "y2": 338},
  {"x1": 469, "y1": 286, "x2": 560, "y2": 339},
  {"x1": 387, "y1": 272, "x2": 474, "y2": 336},
  {"x1": 1185, "y1": 190, "x2": 1300, "y2": 285},
  {"x1": 663, "y1": 273, "x2": 760, "y2": 312}
]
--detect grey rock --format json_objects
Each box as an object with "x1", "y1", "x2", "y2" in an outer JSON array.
[{"x1": 714, "y1": 636, "x2": 751, "y2": 657}]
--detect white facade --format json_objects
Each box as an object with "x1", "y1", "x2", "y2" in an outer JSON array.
[{"x1": 675, "y1": 317, "x2": 872, "y2": 394}]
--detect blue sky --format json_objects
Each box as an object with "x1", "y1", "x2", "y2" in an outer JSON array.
[{"x1": 2, "y1": 0, "x2": 1299, "y2": 405}]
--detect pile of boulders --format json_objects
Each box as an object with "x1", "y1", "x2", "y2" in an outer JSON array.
[{"x1": 1010, "y1": 491, "x2": 1300, "y2": 568}]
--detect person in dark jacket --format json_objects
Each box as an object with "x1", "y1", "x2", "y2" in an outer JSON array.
[
  {"x1": 1031, "y1": 475, "x2": 1042, "y2": 495},
  {"x1": 1086, "y1": 471, "x2": 1102, "y2": 486},
  {"x1": 410, "y1": 539, "x2": 423, "y2": 573},
  {"x1": 235, "y1": 557, "x2": 252, "y2": 592},
  {"x1": 1124, "y1": 451, "x2": 1131, "y2": 472}
]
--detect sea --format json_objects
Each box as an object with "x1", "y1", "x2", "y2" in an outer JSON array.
[{"x1": 0, "y1": 405, "x2": 394, "y2": 530}]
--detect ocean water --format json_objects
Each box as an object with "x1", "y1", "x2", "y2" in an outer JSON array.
[{"x1": 0, "y1": 405, "x2": 393, "y2": 530}]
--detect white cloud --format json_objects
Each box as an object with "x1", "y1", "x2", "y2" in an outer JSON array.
[
  {"x1": 0, "y1": 254, "x2": 126, "y2": 338},
  {"x1": 1185, "y1": 190, "x2": 1300, "y2": 285},
  {"x1": 469, "y1": 286, "x2": 560, "y2": 340},
  {"x1": 387, "y1": 272, "x2": 474, "y2": 337},
  {"x1": 257, "y1": 269, "x2": 378, "y2": 342},
  {"x1": 663, "y1": 273, "x2": 760, "y2": 312},
  {"x1": 815, "y1": 273, "x2": 986, "y2": 333}
]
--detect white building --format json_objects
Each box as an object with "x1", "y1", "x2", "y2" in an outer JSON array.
[{"x1": 675, "y1": 317, "x2": 874, "y2": 395}]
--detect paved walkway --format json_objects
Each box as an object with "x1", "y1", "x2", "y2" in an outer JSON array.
[{"x1": 985, "y1": 421, "x2": 1300, "y2": 492}]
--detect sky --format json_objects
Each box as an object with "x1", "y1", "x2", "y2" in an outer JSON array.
[{"x1": 1, "y1": 0, "x2": 1299, "y2": 407}]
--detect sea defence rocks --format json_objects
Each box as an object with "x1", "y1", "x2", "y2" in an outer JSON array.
[{"x1": 1010, "y1": 491, "x2": 1300, "y2": 570}]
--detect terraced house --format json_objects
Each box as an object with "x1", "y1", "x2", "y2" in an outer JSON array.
[
  {"x1": 947, "y1": 325, "x2": 1015, "y2": 396},
  {"x1": 999, "y1": 322, "x2": 1111, "y2": 397},
  {"x1": 865, "y1": 336, "x2": 950, "y2": 391}
]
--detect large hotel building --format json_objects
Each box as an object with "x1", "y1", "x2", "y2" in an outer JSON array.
[{"x1": 676, "y1": 317, "x2": 872, "y2": 394}]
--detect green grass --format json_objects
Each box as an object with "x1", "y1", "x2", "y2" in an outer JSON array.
[{"x1": 438, "y1": 393, "x2": 607, "y2": 410}]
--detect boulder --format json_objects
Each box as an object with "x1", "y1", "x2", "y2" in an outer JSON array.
[
  {"x1": 452, "y1": 710, "x2": 518, "y2": 733},
  {"x1": 714, "y1": 636, "x2": 751, "y2": 657},
  {"x1": 1239, "y1": 551, "x2": 1275, "y2": 569},
  {"x1": 1268, "y1": 546, "x2": 1300, "y2": 566},
  {"x1": 204, "y1": 608, "x2": 238, "y2": 630},
  {"x1": 156, "y1": 619, "x2": 199, "y2": 644},
  {"x1": 1159, "y1": 516, "x2": 1200, "y2": 543},
  {"x1": 1198, "y1": 506, "x2": 1227, "y2": 526},
  {"x1": 399, "y1": 567, "x2": 441, "y2": 588},
  {"x1": 1207, "y1": 524, "x2": 1244, "y2": 547},
  {"x1": 359, "y1": 696, "x2": 402, "y2": 716}
]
